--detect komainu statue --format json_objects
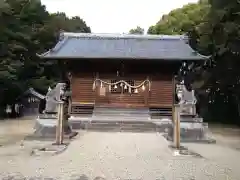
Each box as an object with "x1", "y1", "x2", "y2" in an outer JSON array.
[
  {"x1": 166, "y1": 80, "x2": 215, "y2": 143},
  {"x1": 33, "y1": 83, "x2": 73, "y2": 138},
  {"x1": 176, "y1": 81, "x2": 197, "y2": 116}
]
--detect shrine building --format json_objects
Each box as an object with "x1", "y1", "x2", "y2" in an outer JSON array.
[{"x1": 38, "y1": 32, "x2": 207, "y2": 116}]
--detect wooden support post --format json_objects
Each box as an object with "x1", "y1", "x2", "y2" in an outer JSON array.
[
  {"x1": 173, "y1": 105, "x2": 181, "y2": 149},
  {"x1": 94, "y1": 73, "x2": 99, "y2": 105},
  {"x1": 144, "y1": 83, "x2": 149, "y2": 106},
  {"x1": 56, "y1": 101, "x2": 64, "y2": 145}
]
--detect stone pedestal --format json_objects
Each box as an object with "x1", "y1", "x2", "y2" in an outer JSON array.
[
  {"x1": 166, "y1": 118, "x2": 216, "y2": 143},
  {"x1": 167, "y1": 83, "x2": 216, "y2": 143},
  {"x1": 27, "y1": 115, "x2": 74, "y2": 140},
  {"x1": 27, "y1": 83, "x2": 78, "y2": 140}
]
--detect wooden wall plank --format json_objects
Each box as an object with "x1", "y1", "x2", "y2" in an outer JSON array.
[{"x1": 71, "y1": 72, "x2": 173, "y2": 108}]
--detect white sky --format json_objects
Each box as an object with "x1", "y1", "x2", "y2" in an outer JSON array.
[{"x1": 41, "y1": 0, "x2": 199, "y2": 33}]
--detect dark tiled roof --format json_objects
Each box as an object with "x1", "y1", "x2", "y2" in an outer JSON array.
[
  {"x1": 16, "y1": 88, "x2": 45, "y2": 101},
  {"x1": 38, "y1": 32, "x2": 209, "y2": 60}
]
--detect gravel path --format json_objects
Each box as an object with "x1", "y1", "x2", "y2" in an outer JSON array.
[{"x1": 0, "y1": 131, "x2": 239, "y2": 180}]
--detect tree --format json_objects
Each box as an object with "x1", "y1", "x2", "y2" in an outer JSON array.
[
  {"x1": 188, "y1": 0, "x2": 240, "y2": 123},
  {"x1": 172, "y1": 0, "x2": 240, "y2": 124},
  {"x1": 148, "y1": 0, "x2": 240, "y2": 124},
  {"x1": 0, "y1": 0, "x2": 91, "y2": 116},
  {"x1": 129, "y1": 26, "x2": 144, "y2": 34},
  {"x1": 147, "y1": 1, "x2": 210, "y2": 35}
]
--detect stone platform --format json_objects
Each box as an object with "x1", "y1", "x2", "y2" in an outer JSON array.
[
  {"x1": 32, "y1": 107, "x2": 215, "y2": 143},
  {"x1": 69, "y1": 107, "x2": 170, "y2": 132}
]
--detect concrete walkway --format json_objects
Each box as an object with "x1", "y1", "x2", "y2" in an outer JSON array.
[{"x1": 0, "y1": 131, "x2": 239, "y2": 179}]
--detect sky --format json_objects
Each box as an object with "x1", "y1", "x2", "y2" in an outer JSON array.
[{"x1": 41, "y1": 0, "x2": 199, "y2": 34}]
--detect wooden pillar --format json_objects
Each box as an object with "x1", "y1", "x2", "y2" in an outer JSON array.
[
  {"x1": 172, "y1": 75, "x2": 176, "y2": 121},
  {"x1": 67, "y1": 71, "x2": 72, "y2": 115},
  {"x1": 68, "y1": 97, "x2": 72, "y2": 115},
  {"x1": 144, "y1": 83, "x2": 149, "y2": 107},
  {"x1": 172, "y1": 75, "x2": 180, "y2": 149},
  {"x1": 94, "y1": 73, "x2": 99, "y2": 105},
  {"x1": 173, "y1": 104, "x2": 181, "y2": 149},
  {"x1": 56, "y1": 101, "x2": 64, "y2": 145}
]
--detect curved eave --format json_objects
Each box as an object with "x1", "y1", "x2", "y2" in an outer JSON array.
[
  {"x1": 36, "y1": 54, "x2": 208, "y2": 61},
  {"x1": 37, "y1": 35, "x2": 69, "y2": 59},
  {"x1": 189, "y1": 45, "x2": 211, "y2": 60},
  {"x1": 194, "y1": 52, "x2": 211, "y2": 60},
  {"x1": 37, "y1": 51, "x2": 51, "y2": 58}
]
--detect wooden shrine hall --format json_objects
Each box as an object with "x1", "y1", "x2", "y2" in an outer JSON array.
[{"x1": 38, "y1": 32, "x2": 207, "y2": 116}]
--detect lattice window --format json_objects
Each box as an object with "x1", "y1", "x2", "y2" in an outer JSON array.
[
  {"x1": 110, "y1": 80, "x2": 122, "y2": 94},
  {"x1": 123, "y1": 80, "x2": 135, "y2": 94},
  {"x1": 110, "y1": 80, "x2": 135, "y2": 94}
]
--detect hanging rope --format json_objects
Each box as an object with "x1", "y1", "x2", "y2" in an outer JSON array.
[{"x1": 93, "y1": 78, "x2": 151, "y2": 91}]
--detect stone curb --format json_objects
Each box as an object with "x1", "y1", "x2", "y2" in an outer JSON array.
[
  {"x1": 31, "y1": 143, "x2": 69, "y2": 156},
  {"x1": 163, "y1": 134, "x2": 217, "y2": 144}
]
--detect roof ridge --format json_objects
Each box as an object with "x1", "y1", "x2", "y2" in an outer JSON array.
[
  {"x1": 62, "y1": 32, "x2": 188, "y2": 40},
  {"x1": 51, "y1": 34, "x2": 69, "y2": 52}
]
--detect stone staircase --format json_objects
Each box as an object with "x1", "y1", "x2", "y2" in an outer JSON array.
[
  {"x1": 81, "y1": 106, "x2": 159, "y2": 132},
  {"x1": 149, "y1": 107, "x2": 172, "y2": 119}
]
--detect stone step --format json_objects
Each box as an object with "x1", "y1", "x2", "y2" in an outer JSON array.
[
  {"x1": 93, "y1": 111, "x2": 150, "y2": 115},
  {"x1": 93, "y1": 112, "x2": 150, "y2": 116},
  {"x1": 88, "y1": 122, "x2": 157, "y2": 127},
  {"x1": 93, "y1": 107, "x2": 150, "y2": 120},
  {"x1": 94, "y1": 106, "x2": 149, "y2": 110},
  {"x1": 92, "y1": 114, "x2": 150, "y2": 118},
  {"x1": 86, "y1": 125, "x2": 157, "y2": 130},
  {"x1": 86, "y1": 127, "x2": 156, "y2": 133},
  {"x1": 37, "y1": 116, "x2": 171, "y2": 133},
  {"x1": 93, "y1": 107, "x2": 149, "y2": 113},
  {"x1": 92, "y1": 117, "x2": 151, "y2": 121},
  {"x1": 85, "y1": 122, "x2": 158, "y2": 132},
  {"x1": 180, "y1": 117, "x2": 203, "y2": 122}
]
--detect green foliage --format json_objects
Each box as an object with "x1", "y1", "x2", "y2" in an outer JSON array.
[
  {"x1": 129, "y1": 26, "x2": 144, "y2": 34},
  {"x1": 0, "y1": 0, "x2": 91, "y2": 115},
  {"x1": 192, "y1": 0, "x2": 240, "y2": 124},
  {"x1": 149, "y1": 0, "x2": 240, "y2": 125},
  {"x1": 147, "y1": 1, "x2": 210, "y2": 35}
]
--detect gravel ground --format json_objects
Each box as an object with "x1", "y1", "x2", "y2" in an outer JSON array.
[
  {"x1": 0, "y1": 120, "x2": 240, "y2": 180},
  {"x1": 0, "y1": 118, "x2": 35, "y2": 146}
]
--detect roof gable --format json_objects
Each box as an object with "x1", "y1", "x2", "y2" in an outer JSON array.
[{"x1": 38, "y1": 32, "x2": 209, "y2": 60}]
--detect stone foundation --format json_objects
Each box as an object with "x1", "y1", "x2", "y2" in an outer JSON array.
[
  {"x1": 166, "y1": 121, "x2": 216, "y2": 143},
  {"x1": 27, "y1": 116, "x2": 77, "y2": 140}
]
